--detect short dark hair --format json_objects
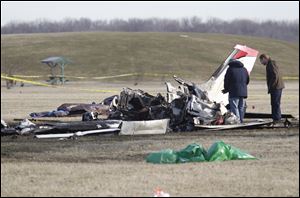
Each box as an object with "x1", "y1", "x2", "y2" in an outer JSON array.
[
  {"x1": 259, "y1": 54, "x2": 270, "y2": 60},
  {"x1": 228, "y1": 59, "x2": 244, "y2": 67}
]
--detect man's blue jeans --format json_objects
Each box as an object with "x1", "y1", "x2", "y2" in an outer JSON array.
[
  {"x1": 270, "y1": 89, "x2": 282, "y2": 121},
  {"x1": 229, "y1": 97, "x2": 245, "y2": 123}
]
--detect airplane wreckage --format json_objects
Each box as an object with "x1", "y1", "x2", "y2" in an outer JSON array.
[{"x1": 1, "y1": 45, "x2": 298, "y2": 138}]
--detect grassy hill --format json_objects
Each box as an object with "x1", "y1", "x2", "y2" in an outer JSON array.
[{"x1": 1, "y1": 32, "x2": 299, "y2": 81}]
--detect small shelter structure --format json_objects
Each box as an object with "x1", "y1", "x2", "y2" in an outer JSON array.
[{"x1": 41, "y1": 56, "x2": 71, "y2": 85}]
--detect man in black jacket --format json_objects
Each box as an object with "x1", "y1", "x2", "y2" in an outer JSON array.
[
  {"x1": 259, "y1": 54, "x2": 285, "y2": 124},
  {"x1": 222, "y1": 60, "x2": 249, "y2": 123}
]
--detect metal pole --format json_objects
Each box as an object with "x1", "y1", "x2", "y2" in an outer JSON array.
[{"x1": 61, "y1": 63, "x2": 65, "y2": 84}]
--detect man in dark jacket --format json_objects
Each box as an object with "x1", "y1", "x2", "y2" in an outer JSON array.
[
  {"x1": 222, "y1": 59, "x2": 249, "y2": 123},
  {"x1": 259, "y1": 54, "x2": 285, "y2": 123}
]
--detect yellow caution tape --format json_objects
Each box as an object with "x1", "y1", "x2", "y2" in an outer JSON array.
[
  {"x1": 3, "y1": 72, "x2": 175, "y2": 80},
  {"x1": 12, "y1": 75, "x2": 44, "y2": 78},
  {"x1": 91, "y1": 73, "x2": 139, "y2": 79},
  {"x1": 143, "y1": 73, "x2": 171, "y2": 77},
  {"x1": 4, "y1": 73, "x2": 298, "y2": 81},
  {"x1": 252, "y1": 76, "x2": 299, "y2": 80},
  {"x1": 1, "y1": 74, "x2": 118, "y2": 93},
  {"x1": 1, "y1": 75, "x2": 53, "y2": 87},
  {"x1": 282, "y1": 76, "x2": 299, "y2": 80}
]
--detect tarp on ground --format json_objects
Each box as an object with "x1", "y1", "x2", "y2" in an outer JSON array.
[
  {"x1": 146, "y1": 141, "x2": 256, "y2": 164},
  {"x1": 206, "y1": 141, "x2": 256, "y2": 162}
]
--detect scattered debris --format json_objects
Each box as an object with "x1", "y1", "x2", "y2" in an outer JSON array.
[
  {"x1": 120, "y1": 119, "x2": 170, "y2": 135},
  {"x1": 1, "y1": 119, "x2": 8, "y2": 129},
  {"x1": 30, "y1": 103, "x2": 110, "y2": 118},
  {"x1": 154, "y1": 188, "x2": 170, "y2": 197},
  {"x1": 35, "y1": 128, "x2": 120, "y2": 139},
  {"x1": 33, "y1": 120, "x2": 122, "y2": 135},
  {"x1": 195, "y1": 120, "x2": 273, "y2": 131}
]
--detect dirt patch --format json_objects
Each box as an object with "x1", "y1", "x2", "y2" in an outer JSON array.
[{"x1": 1, "y1": 128, "x2": 299, "y2": 197}]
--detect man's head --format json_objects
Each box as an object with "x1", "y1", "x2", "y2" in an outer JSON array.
[{"x1": 259, "y1": 54, "x2": 270, "y2": 65}]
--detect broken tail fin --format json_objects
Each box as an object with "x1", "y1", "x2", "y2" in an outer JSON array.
[{"x1": 199, "y1": 44, "x2": 259, "y2": 106}]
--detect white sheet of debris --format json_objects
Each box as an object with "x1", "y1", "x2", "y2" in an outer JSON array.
[{"x1": 120, "y1": 119, "x2": 170, "y2": 135}]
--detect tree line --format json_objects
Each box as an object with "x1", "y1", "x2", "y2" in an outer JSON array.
[{"x1": 1, "y1": 17, "x2": 299, "y2": 42}]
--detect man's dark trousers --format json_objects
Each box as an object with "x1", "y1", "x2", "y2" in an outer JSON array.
[{"x1": 270, "y1": 89, "x2": 282, "y2": 121}]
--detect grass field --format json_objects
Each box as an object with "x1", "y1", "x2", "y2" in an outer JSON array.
[
  {"x1": 1, "y1": 80, "x2": 299, "y2": 197},
  {"x1": 1, "y1": 32, "x2": 299, "y2": 197},
  {"x1": 1, "y1": 32, "x2": 299, "y2": 80},
  {"x1": 1, "y1": 129, "x2": 299, "y2": 197}
]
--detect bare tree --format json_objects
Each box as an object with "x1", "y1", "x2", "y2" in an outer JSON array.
[{"x1": 1, "y1": 17, "x2": 298, "y2": 42}]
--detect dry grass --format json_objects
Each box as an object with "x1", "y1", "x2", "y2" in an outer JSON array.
[
  {"x1": 1, "y1": 130, "x2": 299, "y2": 197},
  {"x1": 1, "y1": 32, "x2": 299, "y2": 80}
]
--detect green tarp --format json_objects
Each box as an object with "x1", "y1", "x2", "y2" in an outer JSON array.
[
  {"x1": 146, "y1": 141, "x2": 256, "y2": 164},
  {"x1": 206, "y1": 141, "x2": 256, "y2": 162}
]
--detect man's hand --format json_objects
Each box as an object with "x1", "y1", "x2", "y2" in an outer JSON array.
[{"x1": 221, "y1": 89, "x2": 227, "y2": 94}]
